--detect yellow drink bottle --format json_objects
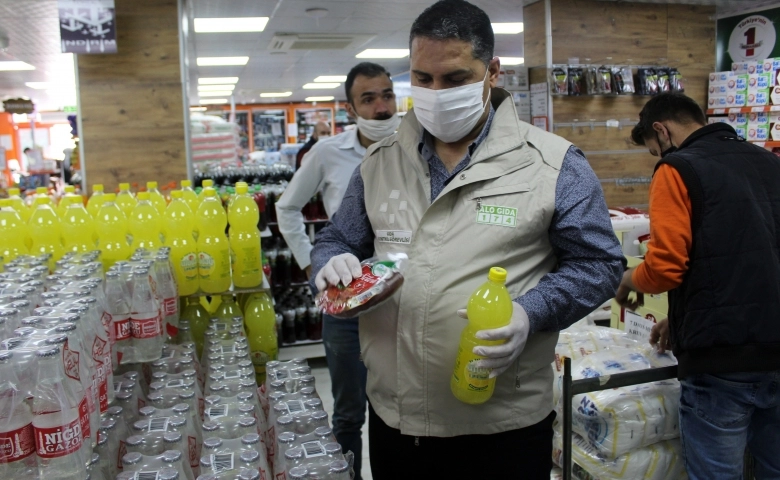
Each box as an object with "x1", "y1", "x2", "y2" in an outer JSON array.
[
  {"x1": 116, "y1": 182, "x2": 138, "y2": 219},
  {"x1": 95, "y1": 193, "x2": 131, "y2": 271},
  {"x1": 7, "y1": 187, "x2": 30, "y2": 222},
  {"x1": 0, "y1": 199, "x2": 29, "y2": 261},
  {"x1": 244, "y1": 292, "x2": 278, "y2": 385},
  {"x1": 87, "y1": 184, "x2": 106, "y2": 218},
  {"x1": 228, "y1": 183, "x2": 262, "y2": 288},
  {"x1": 28, "y1": 197, "x2": 64, "y2": 272},
  {"x1": 196, "y1": 188, "x2": 231, "y2": 294},
  {"x1": 451, "y1": 267, "x2": 513, "y2": 405},
  {"x1": 164, "y1": 190, "x2": 199, "y2": 296},
  {"x1": 181, "y1": 296, "x2": 210, "y2": 358},
  {"x1": 180, "y1": 180, "x2": 199, "y2": 211},
  {"x1": 215, "y1": 294, "x2": 242, "y2": 321},
  {"x1": 197, "y1": 179, "x2": 214, "y2": 203},
  {"x1": 129, "y1": 191, "x2": 163, "y2": 251},
  {"x1": 57, "y1": 185, "x2": 80, "y2": 217},
  {"x1": 147, "y1": 181, "x2": 167, "y2": 215},
  {"x1": 61, "y1": 202, "x2": 97, "y2": 253}
]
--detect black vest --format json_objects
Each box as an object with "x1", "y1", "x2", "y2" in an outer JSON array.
[{"x1": 657, "y1": 123, "x2": 780, "y2": 378}]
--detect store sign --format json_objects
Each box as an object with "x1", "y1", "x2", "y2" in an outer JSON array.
[
  {"x1": 58, "y1": 0, "x2": 117, "y2": 54},
  {"x1": 2, "y1": 98, "x2": 35, "y2": 115},
  {"x1": 717, "y1": 7, "x2": 780, "y2": 71}
]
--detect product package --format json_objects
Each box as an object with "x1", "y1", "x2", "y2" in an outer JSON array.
[
  {"x1": 551, "y1": 66, "x2": 568, "y2": 95},
  {"x1": 656, "y1": 68, "x2": 670, "y2": 93},
  {"x1": 567, "y1": 67, "x2": 584, "y2": 96},
  {"x1": 315, "y1": 254, "x2": 407, "y2": 319},
  {"x1": 597, "y1": 66, "x2": 613, "y2": 94},
  {"x1": 637, "y1": 68, "x2": 659, "y2": 95},
  {"x1": 611, "y1": 67, "x2": 635, "y2": 94},
  {"x1": 669, "y1": 68, "x2": 684, "y2": 92}
]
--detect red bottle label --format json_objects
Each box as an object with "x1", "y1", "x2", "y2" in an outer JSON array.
[
  {"x1": 164, "y1": 297, "x2": 178, "y2": 316},
  {"x1": 188, "y1": 435, "x2": 198, "y2": 468},
  {"x1": 98, "y1": 377, "x2": 109, "y2": 413},
  {"x1": 62, "y1": 342, "x2": 80, "y2": 382},
  {"x1": 0, "y1": 423, "x2": 35, "y2": 463},
  {"x1": 130, "y1": 313, "x2": 161, "y2": 339},
  {"x1": 34, "y1": 417, "x2": 82, "y2": 459},
  {"x1": 78, "y1": 397, "x2": 90, "y2": 441},
  {"x1": 114, "y1": 315, "x2": 131, "y2": 341}
]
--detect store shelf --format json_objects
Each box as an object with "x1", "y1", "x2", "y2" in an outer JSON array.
[
  {"x1": 187, "y1": 273, "x2": 272, "y2": 298},
  {"x1": 750, "y1": 141, "x2": 780, "y2": 148},
  {"x1": 707, "y1": 106, "x2": 780, "y2": 115},
  {"x1": 278, "y1": 339, "x2": 325, "y2": 361}
]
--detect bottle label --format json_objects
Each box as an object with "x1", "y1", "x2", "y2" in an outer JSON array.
[
  {"x1": 78, "y1": 396, "x2": 91, "y2": 440},
  {"x1": 210, "y1": 452, "x2": 234, "y2": 473},
  {"x1": 62, "y1": 341, "x2": 80, "y2": 382},
  {"x1": 34, "y1": 417, "x2": 82, "y2": 459},
  {"x1": 163, "y1": 297, "x2": 178, "y2": 316},
  {"x1": 198, "y1": 252, "x2": 215, "y2": 278},
  {"x1": 117, "y1": 439, "x2": 127, "y2": 470},
  {"x1": 301, "y1": 441, "x2": 326, "y2": 458},
  {"x1": 188, "y1": 435, "x2": 198, "y2": 468},
  {"x1": 181, "y1": 253, "x2": 198, "y2": 280},
  {"x1": 466, "y1": 360, "x2": 490, "y2": 392},
  {"x1": 0, "y1": 423, "x2": 35, "y2": 463},
  {"x1": 130, "y1": 313, "x2": 162, "y2": 339},
  {"x1": 100, "y1": 312, "x2": 113, "y2": 340},
  {"x1": 98, "y1": 376, "x2": 109, "y2": 413},
  {"x1": 114, "y1": 314, "x2": 131, "y2": 341}
]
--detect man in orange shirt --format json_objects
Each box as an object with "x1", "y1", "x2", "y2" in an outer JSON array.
[{"x1": 616, "y1": 93, "x2": 780, "y2": 479}]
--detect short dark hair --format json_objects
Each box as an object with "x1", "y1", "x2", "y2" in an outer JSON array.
[
  {"x1": 23, "y1": 147, "x2": 31, "y2": 153},
  {"x1": 409, "y1": 0, "x2": 494, "y2": 66},
  {"x1": 345, "y1": 62, "x2": 391, "y2": 104},
  {"x1": 631, "y1": 93, "x2": 707, "y2": 146}
]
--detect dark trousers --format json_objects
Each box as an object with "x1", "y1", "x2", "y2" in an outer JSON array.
[{"x1": 369, "y1": 403, "x2": 555, "y2": 479}]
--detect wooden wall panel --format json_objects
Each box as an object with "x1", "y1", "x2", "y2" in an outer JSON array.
[
  {"x1": 523, "y1": 1, "x2": 547, "y2": 67},
  {"x1": 666, "y1": 5, "x2": 716, "y2": 108},
  {"x1": 77, "y1": 0, "x2": 186, "y2": 191}
]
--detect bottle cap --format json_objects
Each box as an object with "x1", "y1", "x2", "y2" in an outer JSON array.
[
  {"x1": 119, "y1": 183, "x2": 130, "y2": 190},
  {"x1": 137, "y1": 191, "x2": 150, "y2": 201},
  {"x1": 203, "y1": 179, "x2": 214, "y2": 187},
  {"x1": 36, "y1": 187, "x2": 47, "y2": 194},
  {"x1": 488, "y1": 266, "x2": 507, "y2": 283},
  {"x1": 181, "y1": 180, "x2": 191, "y2": 188},
  {"x1": 104, "y1": 193, "x2": 116, "y2": 201},
  {"x1": 236, "y1": 184, "x2": 248, "y2": 194},
  {"x1": 93, "y1": 184, "x2": 104, "y2": 192},
  {"x1": 203, "y1": 187, "x2": 216, "y2": 197},
  {"x1": 171, "y1": 190, "x2": 183, "y2": 199},
  {"x1": 147, "y1": 181, "x2": 158, "y2": 189}
]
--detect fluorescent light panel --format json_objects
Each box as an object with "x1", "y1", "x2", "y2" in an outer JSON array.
[
  {"x1": 500, "y1": 57, "x2": 524, "y2": 65},
  {"x1": 314, "y1": 75, "x2": 347, "y2": 83},
  {"x1": 199, "y1": 99, "x2": 228, "y2": 104},
  {"x1": 492, "y1": 23, "x2": 524, "y2": 34},
  {"x1": 190, "y1": 107, "x2": 207, "y2": 111},
  {"x1": 199, "y1": 90, "x2": 233, "y2": 97},
  {"x1": 199, "y1": 77, "x2": 239, "y2": 84},
  {"x1": 303, "y1": 83, "x2": 340, "y2": 89},
  {"x1": 26, "y1": 82, "x2": 51, "y2": 89},
  {"x1": 305, "y1": 96, "x2": 334, "y2": 102},
  {"x1": 260, "y1": 92, "x2": 292, "y2": 98},
  {"x1": 355, "y1": 49, "x2": 409, "y2": 59},
  {"x1": 0, "y1": 61, "x2": 35, "y2": 71},
  {"x1": 194, "y1": 17, "x2": 269, "y2": 33},
  {"x1": 196, "y1": 57, "x2": 249, "y2": 66},
  {"x1": 197, "y1": 84, "x2": 236, "y2": 91}
]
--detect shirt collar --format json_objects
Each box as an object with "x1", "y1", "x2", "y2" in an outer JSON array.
[
  {"x1": 417, "y1": 104, "x2": 496, "y2": 161},
  {"x1": 338, "y1": 127, "x2": 366, "y2": 156}
]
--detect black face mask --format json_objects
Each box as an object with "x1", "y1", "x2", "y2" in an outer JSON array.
[{"x1": 656, "y1": 130, "x2": 677, "y2": 158}]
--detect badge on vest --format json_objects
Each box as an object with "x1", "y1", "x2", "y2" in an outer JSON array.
[
  {"x1": 476, "y1": 204, "x2": 517, "y2": 228},
  {"x1": 376, "y1": 230, "x2": 413, "y2": 245}
]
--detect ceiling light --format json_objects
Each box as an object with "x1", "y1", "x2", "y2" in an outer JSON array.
[
  {"x1": 260, "y1": 92, "x2": 292, "y2": 98},
  {"x1": 500, "y1": 57, "x2": 524, "y2": 65},
  {"x1": 356, "y1": 49, "x2": 409, "y2": 59},
  {"x1": 0, "y1": 61, "x2": 35, "y2": 71},
  {"x1": 197, "y1": 84, "x2": 236, "y2": 91},
  {"x1": 198, "y1": 77, "x2": 239, "y2": 84},
  {"x1": 303, "y1": 83, "x2": 340, "y2": 89},
  {"x1": 25, "y1": 82, "x2": 51, "y2": 89},
  {"x1": 194, "y1": 17, "x2": 269, "y2": 33},
  {"x1": 492, "y1": 23, "x2": 524, "y2": 34},
  {"x1": 197, "y1": 57, "x2": 249, "y2": 66},
  {"x1": 199, "y1": 99, "x2": 228, "y2": 105},
  {"x1": 314, "y1": 75, "x2": 347, "y2": 83},
  {"x1": 199, "y1": 90, "x2": 233, "y2": 97},
  {"x1": 190, "y1": 107, "x2": 207, "y2": 111},
  {"x1": 305, "y1": 96, "x2": 334, "y2": 102}
]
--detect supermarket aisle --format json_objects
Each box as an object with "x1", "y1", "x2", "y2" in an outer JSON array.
[{"x1": 310, "y1": 358, "x2": 373, "y2": 480}]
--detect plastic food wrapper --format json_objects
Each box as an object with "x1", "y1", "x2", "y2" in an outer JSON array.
[
  {"x1": 315, "y1": 253, "x2": 407, "y2": 319},
  {"x1": 553, "y1": 431, "x2": 687, "y2": 480}
]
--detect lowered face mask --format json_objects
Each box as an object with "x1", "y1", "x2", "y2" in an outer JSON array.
[{"x1": 356, "y1": 114, "x2": 402, "y2": 141}]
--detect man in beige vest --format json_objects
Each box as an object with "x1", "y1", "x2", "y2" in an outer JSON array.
[{"x1": 311, "y1": 1, "x2": 624, "y2": 477}]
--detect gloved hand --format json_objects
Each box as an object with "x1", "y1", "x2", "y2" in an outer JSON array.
[
  {"x1": 314, "y1": 253, "x2": 362, "y2": 291},
  {"x1": 457, "y1": 301, "x2": 531, "y2": 378}
]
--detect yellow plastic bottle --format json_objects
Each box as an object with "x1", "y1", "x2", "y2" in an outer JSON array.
[
  {"x1": 147, "y1": 181, "x2": 167, "y2": 215},
  {"x1": 197, "y1": 179, "x2": 214, "y2": 203},
  {"x1": 451, "y1": 267, "x2": 513, "y2": 405},
  {"x1": 215, "y1": 294, "x2": 242, "y2": 321},
  {"x1": 116, "y1": 182, "x2": 138, "y2": 219},
  {"x1": 129, "y1": 191, "x2": 163, "y2": 251},
  {"x1": 180, "y1": 180, "x2": 199, "y2": 211},
  {"x1": 244, "y1": 292, "x2": 279, "y2": 385},
  {"x1": 28, "y1": 197, "x2": 64, "y2": 272},
  {"x1": 228, "y1": 183, "x2": 263, "y2": 288},
  {"x1": 0, "y1": 199, "x2": 29, "y2": 261},
  {"x1": 196, "y1": 188, "x2": 231, "y2": 294},
  {"x1": 164, "y1": 190, "x2": 199, "y2": 296},
  {"x1": 87, "y1": 184, "x2": 107, "y2": 218},
  {"x1": 181, "y1": 296, "x2": 210, "y2": 358},
  {"x1": 7, "y1": 187, "x2": 30, "y2": 222},
  {"x1": 61, "y1": 202, "x2": 97, "y2": 253},
  {"x1": 32, "y1": 187, "x2": 49, "y2": 205},
  {"x1": 57, "y1": 185, "x2": 81, "y2": 217},
  {"x1": 95, "y1": 193, "x2": 131, "y2": 271}
]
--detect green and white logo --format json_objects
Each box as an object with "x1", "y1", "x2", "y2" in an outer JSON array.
[{"x1": 476, "y1": 204, "x2": 517, "y2": 228}]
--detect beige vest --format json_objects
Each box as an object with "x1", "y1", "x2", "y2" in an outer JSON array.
[{"x1": 359, "y1": 89, "x2": 572, "y2": 437}]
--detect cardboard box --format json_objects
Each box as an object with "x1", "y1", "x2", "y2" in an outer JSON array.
[
  {"x1": 732, "y1": 62, "x2": 749, "y2": 74},
  {"x1": 747, "y1": 61, "x2": 761, "y2": 75},
  {"x1": 728, "y1": 112, "x2": 747, "y2": 128},
  {"x1": 749, "y1": 73, "x2": 772, "y2": 90},
  {"x1": 707, "y1": 96, "x2": 727, "y2": 108},
  {"x1": 769, "y1": 113, "x2": 780, "y2": 141},
  {"x1": 771, "y1": 86, "x2": 780, "y2": 106},
  {"x1": 747, "y1": 112, "x2": 770, "y2": 141},
  {"x1": 709, "y1": 71, "x2": 731, "y2": 85},
  {"x1": 726, "y1": 74, "x2": 748, "y2": 92},
  {"x1": 734, "y1": 125, "x2": 748, "y2": 140},
  {"x1": 747, "y1": 90, "x2": 770, "y2": 107},
  {"x1": 725, "y1": 93, "x2": 747, "y2": 107}
]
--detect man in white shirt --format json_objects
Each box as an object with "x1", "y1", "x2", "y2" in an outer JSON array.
[{"x1": 275, "y1": 61, "x2": 400, "y2": 480}]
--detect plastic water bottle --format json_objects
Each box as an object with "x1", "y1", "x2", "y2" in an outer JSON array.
[
  {"x1": 61, "y1": 202, "x2": 97, "y2": 253},
  {"x1": 86, "y1": 184, "x2": 106, "y2": 219},
  {"x1": 0, "y1": 351, "x2": 36, "y2": 477},
  {"x1": 0, "y1": 200, "x2": 29, "y2": 262},
  {"x1": 164, "y1": 190, "x2": 199, "y2": 296},
  {"x1": 115, "y1": 183, "x2": 138, "y2": 219},
  {"x1": 156, "y1": 253, "x2": 180, "y2": 340},
  {"x1": 129, "y1": 268, "x2": 163, "y2": 362},
  {"x1": 130, "y1": 192, "x2": 163, "y2": 251},
  {"x1": 105, "y1": 270, "x2": 131, "y2": 366},
  {"x1": 196, "y1": 188, "x2": 231, "y2": 294},
  {"x1": 28, "y1": 197, "x2": 64, "y2": 272},
  {"x1": 147, "y1": 181, "x2": 168, "y2": 215},
  {"x1": 450, "y1": 266, "x2": 513, "y2": 405},
  {"x1": 228, "y1": 184, "x2": 262, "y2": 288},
  {"x1": 95, "y1": 194, "x2": 131, "y2": 271}
]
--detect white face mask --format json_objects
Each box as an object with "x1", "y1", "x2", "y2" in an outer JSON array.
[
  {"x1": 411, "y1": 68, "x2": 491, "y2": 143},
  {"x1": 318, "y1": 134, "x2": 330, "y2": 139},
  {"x1": 356, "y1": 114, "x2": 402, "y2": 142}
]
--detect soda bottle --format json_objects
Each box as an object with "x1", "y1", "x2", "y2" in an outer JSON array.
[
  {"x1": 181, "y1": 297, "x2": 209, "y2": 358},
  {"x1": 61, "y1": 202, "x2": 97, "y2": 253},
  {"x1": 0, "y1": 351, "x2": 37, "y2": 477},
  {"x1": 180, "y1": 180, "x2": 199, "y2": 212},
  {"x1": 129, "y1": 192, "x2": 163, "y2": 251},
  {"x1": 228, "y1": 184, "x2": 262, "y2": 288},
  {"x1": 57, "y1": 185, "x2": 81, "y2": 218},
  {"x1": 243, "y1": 292, "x2": 278, "y2": 386},
  {"x1": 0, "y1": 200, "x2": 29, "y2": 262},
  {"x1": 164, "y1": 190, "x2": 199, "y2": 296},
  {"x1": 116, "y1": 183, "x2": 138, "y2": 219},
  {"x1": 7, "y1": 187, "x2": 30, "y2": 223},
  {"x1": 147, "y1": 181, "x2": 168, "y2": 216},
  {"x1": 28, "y1": 197, "x2": 64, "y2": 272},
  {"x1": 86, "y1": 184, "x2": 106, "y2": 218},
  {"x1": 197, "y1": 179, "x2": 214, "y2": 203},
  {"x1": 129, "y1": 268, "x2": 163, "y2": 362},
  {"x1": 33, "y1": 186, "x2": 50, "y2": 205},
  {"x1": 450, "y1": 267, "x2": 513, "y2": 405},
  {"x1": 215, "y1": 294, "x2": 241, "y2": 322},
  {"x1": 32, "y1": 345, "x2": 87, "y2": 480},
  {"x1": 196, "y1": 188, "x2": 231, "y2": 294},
  {"x1": 95, "y1": 194, "x2": 131, "y2": 271},
  {"x1": 155, "y1": 253, "x2": 179, "y2": 340}
]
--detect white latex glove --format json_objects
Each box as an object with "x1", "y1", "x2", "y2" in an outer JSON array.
[
  {"x1": 314, "y1": 253, "x2": 363, "y2": 291},
  {"x1": 457, "y1": 301, "x2": 531, "y2": 378}
]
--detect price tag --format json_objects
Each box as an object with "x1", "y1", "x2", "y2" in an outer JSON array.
[{"x1": 624, "y1": 310, "x2": 656, "y2": 342}]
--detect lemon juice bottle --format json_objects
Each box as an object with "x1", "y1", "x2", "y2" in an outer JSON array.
[
  {"x1": 57, "y1": 185, "x2": 80, "y2": 217},
  {"x1": 28, "y1": 197, "x2": 64, "y2": 272},
  {"x1": 7, "y1": 187, "x2": 30, "y2": 222},
  {"x1": 0, "y1": 199, "x2": 29, "y2": 261},
  {"x1": 451, "y1": 267, "x2": 513, "y2": 405},
  {"x1": 181, "y1": 296, "x2": 210, "y2": 358},
  {"x1": 95, "y1": 193, "x2": 131, "y2": 271},
  {"x1": 86, "y1": 184, "x2": 106, "y2": 218},
  {"x1": 198, "y1": 179, "x2": 214, "y2": 203},
  {"x1": 196, "y1": 187, "x2": 231, "y2": 293},
  {"x1": 129, "y1": 192, "x2": 163, "y2": 251},
  {"x1": 147, "y1": 181, "x2": 167, "y2": 215},
  {"x1": 215, "y1": 294, "x2": 241, "y2": 321},
  {"x1": 164, "y1": 190, "x2": 199, "y2": 296},
  {"x1": 61, "y1": 202, "x2": 97, "y2": 253},
  {"x1": 244, "y1": 292, "x2": 278, "y2": 385},
  {"x1": 116, "y1": 182, "x2": 137, "y2": 218},
  {"x1": 228, "y1": 183, "x2": 263, "y2": 288},
  {"x1": 180, "y1": 180, "x2": 199, "y2": 211}
]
